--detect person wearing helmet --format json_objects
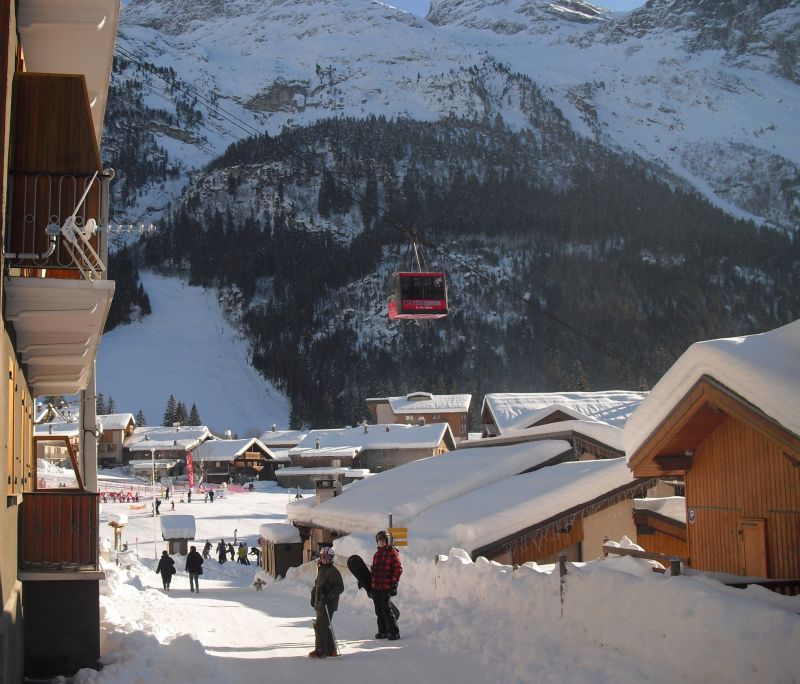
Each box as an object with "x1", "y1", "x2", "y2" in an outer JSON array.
[
  {"x1": 309, "y1": 546, "x2": 344, "y2": 658},
  {"x1": 371, "y1": 530, "x2": 402, "y2": 640}
]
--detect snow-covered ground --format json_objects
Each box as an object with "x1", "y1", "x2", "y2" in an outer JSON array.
[
  {"x1": 95, "y1": 271, "x2": 289, "y2": 437},
  {"x1": 82, "y1": 470, "x2": 800, "y2": 684}
]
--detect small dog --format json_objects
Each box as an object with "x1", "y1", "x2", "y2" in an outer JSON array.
[{"x1": 253, "y1": 578, "x2": 266, "y2": 591}]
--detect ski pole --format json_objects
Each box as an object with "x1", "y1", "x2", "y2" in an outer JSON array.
[{"x1": 324, "y1": 604, "x2": 341, "y2": 659}]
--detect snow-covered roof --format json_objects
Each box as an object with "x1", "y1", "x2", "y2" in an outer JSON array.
[
  {"x1": 160, "y1": 514, "x2": 196, "y2": 540},
  {"x1": 290, "y1": 423, "x2": 455, "y2": 455},
  {"x1": 469, "y1": 418, "x2": 625, "y2": 452},
  {"x1": 634, "y1": 497, "x2": 687, "y2": 525},
  {"x1": 259, "y1": 522, "x2": 302, "y2": 544},
  {"x1": 276, "y1": 466, "x2": 370, "y2": 478},
  {"x1": 98, "y1": 413, "x2": 135, "y2": 431},
  {"x1": 483, "y1": 391, "x2": 646, "y2": 434},
  {"x1": 291, "y1": 446, "x2": 362, "y2": 459},
  {"x1": 129, "y1": 458, "x2": 180, "y2": 470},
  {"x1": 191, "y1": 437, "x2": 274, "y2": 462},
  {"x1": 286, "y1": 440, "x2": 571, "y2": 534},
  {"x1": 34, "y1": 421, "x2": 79, "y2": 438},
  {"x1": 385, "y1": 392, "x2": 472, "y2": 414},
  {"x1": 409, "y1": 458, "x2": 637, "y2": 556},
  {"x1": 257, "y1": 429, "x2": 308, "y2": 447},
  {"x1": 625, "y1": 320, "x2": 800, "y2": 458},
  {"x1": 126, "y1": 425, "x2": 212, "y2": 452}
]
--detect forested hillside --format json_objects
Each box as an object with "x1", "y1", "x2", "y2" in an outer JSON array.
[{"x1": 124, "y1": 114, "x2": 799, "y2": 428}]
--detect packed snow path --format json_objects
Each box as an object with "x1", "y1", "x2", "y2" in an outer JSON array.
[{"x1": 104, "y1": 559, "x2": 496, "y2": 683}]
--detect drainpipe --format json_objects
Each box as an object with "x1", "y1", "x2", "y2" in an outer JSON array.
[{"x1": 99, "y1": 168, "x2": 115, "y2": 268}]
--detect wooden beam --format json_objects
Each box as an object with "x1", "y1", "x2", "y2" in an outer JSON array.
[{"x1": 654, "y1": 452, "x2": 694, "y2": 472}]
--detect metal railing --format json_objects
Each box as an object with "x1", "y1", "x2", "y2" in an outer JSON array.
[{"x1": 4, "y1": 171, "x2": 105, "y2": 278}]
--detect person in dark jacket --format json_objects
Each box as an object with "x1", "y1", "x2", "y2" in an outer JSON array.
[
  {"x1": 228, "y1": 542, "x2": 236, "y2": 561},
  {"x1": 185, "y1": 545, "x2": 204, "y2": 593},
  {"x1": 155, "y1": 550, "x2": 176, "y2": 591},
  {"x1": 202, "y1": 540, "x2": 212, "y2": 559},
  {"x1": 308, "y1": 547, "x2": 344, "y2": 658},
  {"x1": 371, "y1": 530, "x2": 402, "y2": 640},
  {"x1": 216, "y1": 539, "x2": 227, "y2": 564}
]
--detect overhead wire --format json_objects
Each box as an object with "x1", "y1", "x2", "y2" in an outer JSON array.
[{"x1": 112, "y1": 43, "x2": 643, "y2": 379}]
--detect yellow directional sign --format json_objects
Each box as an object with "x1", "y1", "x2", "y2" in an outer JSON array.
[{"x1": 389, "y1": 527, "x2": 408, "y2": 546}]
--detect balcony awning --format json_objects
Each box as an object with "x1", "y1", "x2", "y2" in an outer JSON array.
[
  {"x1": 17, "y1": 0, "x2": 121, "y2": 148},
  {"x1": 5, "y1": 276, "x2": 115, "y2": 396}
]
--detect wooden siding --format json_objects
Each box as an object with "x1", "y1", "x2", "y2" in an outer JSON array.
[
  {"x1": 510, "y1": 518, "x2": 584, "y2": 565},
  {"x1": 686, "y1": 415, "x2": 800, "y2": 579},
  {"x1": 634, "y1": 511, "x2": 688, "y2": 559},
  {"x1": 20, "y1": 492, "x2": 98, "y2": 568},
  {"x1": 12, "y1": 74, "x2": 101, "y2": 174}
]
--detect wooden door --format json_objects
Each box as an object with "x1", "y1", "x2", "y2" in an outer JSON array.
[{"x1": 738, "y1": 518, "x2": 768, "y2": 578}]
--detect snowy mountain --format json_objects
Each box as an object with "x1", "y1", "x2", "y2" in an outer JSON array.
[
  {"x1": 107, "y1": 0, "x2": 800, "y2": 232},
  {"x1": 96, "y1": 0, "x2": 800, "y2": 429}
]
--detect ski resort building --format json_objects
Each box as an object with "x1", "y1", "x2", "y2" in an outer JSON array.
[
  {"x1": 190, "y1": 437, "x2": 284, "y2": 483},
  {"x1": 626, "y1": 321, "x2": 800, "y2": 585},
  {"x1": 366, "y1": 391, "x2": 472, "y2": 442},
  {"x1": 96, "y1": 413, "x2": 136, "y2": 467},
  {"x1": 0, "y1": 0, "x2": 121, "y2": 679}
]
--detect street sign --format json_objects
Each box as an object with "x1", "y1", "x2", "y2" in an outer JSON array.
[{"x1": 388, "y1": 526, "x2": 408, "y2": 547}]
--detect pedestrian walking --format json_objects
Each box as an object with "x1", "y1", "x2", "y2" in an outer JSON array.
[
  {"x1": 308, "y1": 547, "x2": 343, "y2": 658},
  {"x1": 371, "y1": 530, "x2": 402, "y2": 640},
  {"x1": 187, "y1": 490, "x2": 192, "y2": 503},
  {"x1": 209, "y1": 490, "x2": 215, "y2": 503},
  {"x1": 228, "y1": 542, "x2": 236, "y2": 561},
  {"x1": 217, "y1": 539, "x2": 227, "y2": 564},
  {"x1": 155, "y1": 550, "x2": 176, "y2": 591},
  {"x1": 185, "y1": 545, "x2": 203, "y2": 593}
]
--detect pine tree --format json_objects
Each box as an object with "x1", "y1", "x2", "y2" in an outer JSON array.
[
  {"x1": 163, "y1": 394, "x2": 177, "y2": 426},
  {"x1": 135, "y1": 410, "x2": 147, "y2": 427},
  {"x1": 96, "y1": 393, "x2": 107, "y2": 415},
  {"x1": 107, "y1": 396, "x2": 116, "y2": 414},
  {"x1": 175, "y1": 401, "x2": 188, "y2": 425},
  {"x1": 189, "y1": 403, "x2": 201, "y2": 425}
]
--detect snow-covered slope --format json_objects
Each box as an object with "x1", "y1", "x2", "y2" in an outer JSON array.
[
  {"x1": 96, "y1": 272, "x2": 289, "y2": 435},
  {"x1": 110, "y1": 0, "x2": 800, "y2": 231}
]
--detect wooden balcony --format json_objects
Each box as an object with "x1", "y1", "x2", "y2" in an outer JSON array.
[{"x1": 19, "y1": 492, "x2": 99, "y2": 571}]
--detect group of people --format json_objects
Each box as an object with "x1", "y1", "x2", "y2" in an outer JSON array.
[
  {"x1": 308, "y1": 529, "x2": 402, "y2": 659},
  {"x1": 155, "y1": 546, "x2": 203, "y2": 593},
  {"x1": 154, "y1": 529, "x2": 402, "y2": 660}
]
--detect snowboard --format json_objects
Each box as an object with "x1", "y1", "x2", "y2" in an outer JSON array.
[{"x1": 347, "y1": 554, "x2": 400, "y2": 620}]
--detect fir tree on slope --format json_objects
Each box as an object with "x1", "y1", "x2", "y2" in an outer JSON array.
[
  {"x1": 189, "y1": 403, "x2": 201, "y2": 425},
  {"x1": 175, "y1": 401, "x2": 188, "y2": 425},
  {"x1": 96, "y1": 393, "x2": 107, "y2": 415},
  {"x1": 136, "y1": 410, "x2": 147, "y2": 427},
  {"x1": 163, "y1": 394, "x2": 177, "y2": 426}
]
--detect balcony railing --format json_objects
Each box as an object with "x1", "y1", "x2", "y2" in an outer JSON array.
[
  {"x1": 4, "y1": 171, "x2": 105, "y2": 279},
  {"x1": 19, "y1": 492, "x2": 99, "y2": 571}
]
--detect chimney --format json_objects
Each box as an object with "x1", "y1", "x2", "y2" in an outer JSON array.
[
  {"x1": 418, "y1": 417, "x2": 426, "y2": 426},
  {"x1": 315, "y1": 438, "x2": 321, "y2": 449},
  {"x1": 363, "y1": 421, "x2": 368, "y2": 434},
  {"x1": 271, "y1": 424, "x2": 276, "y2": 432},
  {"x1": 224, "y1": 429, "x2": 232, "y2": 439},
  {"x1": 385, "y1": 425, "x2": 390, "y2": 432}
]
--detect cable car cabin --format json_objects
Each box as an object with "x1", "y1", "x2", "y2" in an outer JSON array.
[{"x1": 387, "y1": 272, "x2": 448, "y2": 320}]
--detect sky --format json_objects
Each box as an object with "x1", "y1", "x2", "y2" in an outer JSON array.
[
  {"x1": 389, "y1": 0, "x2": 645, "y2": 16},
  {"x1": 41, "y1": 460, "x2": 799, "y2": 684}
]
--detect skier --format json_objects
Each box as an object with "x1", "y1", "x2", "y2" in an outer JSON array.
[
  {"x1": 155, "y1": 550, "x2": 176, "y2": 591},
  {"x1": 308, "y1": 547, "x2": 343, "y2": 658},
  {"x1": 371, "y1": 530, "x2": 402, "y2": 640}
]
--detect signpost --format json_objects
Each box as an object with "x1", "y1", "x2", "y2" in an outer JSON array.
[{"x1": 388, "y1": 527, "x2": 408, "y2": 547}]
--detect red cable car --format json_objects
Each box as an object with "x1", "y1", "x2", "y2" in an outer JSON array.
[{"x1": 387, "y1": 271, "x2": 448, "y2": 320}]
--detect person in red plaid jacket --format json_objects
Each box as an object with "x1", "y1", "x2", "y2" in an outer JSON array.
[{"x1": 371, "y1": 530, "x2": 402, "y2": 640}]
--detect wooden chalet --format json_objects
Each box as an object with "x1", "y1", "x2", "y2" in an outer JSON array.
[
  {"x1": 366, "y1": 392, "x2": 472, "y2": 442},
  {"x1": 191, "y1": 437, "x2": 284, "y2": 483},
  {"x1": 96, "y1": 413, "x2": 136, "y2": 468},
  {"x1": 1, "y1": 1, "x2": 121, "y2": 679},
  {"x1": 626, "y1": 321, "x2": 800, "y2": 586}
]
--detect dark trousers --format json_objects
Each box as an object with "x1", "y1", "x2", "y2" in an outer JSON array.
[
  {"x1": 189, "y1": 573, "x2": 200, "y2": 592},
  {"x1": 372, "y1": 590, "x2": 398, "y2": 636},
  {"x1": 314, "y1": 606, "x2": 336, "y2": 655}
]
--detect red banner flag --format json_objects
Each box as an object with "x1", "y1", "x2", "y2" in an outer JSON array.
[{"x1": 186, "y1": 451, "x2": 195, "y2": 489}]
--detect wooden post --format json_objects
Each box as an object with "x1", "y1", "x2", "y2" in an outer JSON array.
[
  {"x1": 670, "y1": 557, "x2": 682, "y2": 577},
  {"x1": 559, "y1": 551, "x2": 567, "y2": 618}
]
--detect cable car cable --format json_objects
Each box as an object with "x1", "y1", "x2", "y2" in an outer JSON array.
[{"x1": 113, "y1": 44, "x2": 644, "y2": 379}]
